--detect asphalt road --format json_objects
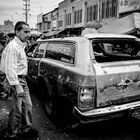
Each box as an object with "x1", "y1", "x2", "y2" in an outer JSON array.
[
  {"x1": 32, "y1": 92, "x2": 140, "y2": 140},
  {"x1": 1, "y1": 92, "x2": 140, "y2": 140}
]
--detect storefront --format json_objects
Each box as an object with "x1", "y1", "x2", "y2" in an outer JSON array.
[{"x1": 98, "y1": 12, "x2": 140, "y2": 37}]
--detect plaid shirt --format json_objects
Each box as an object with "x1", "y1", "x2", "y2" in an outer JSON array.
[{"x1": 0, "y1": 36, "x2": 27, "y2": 85}]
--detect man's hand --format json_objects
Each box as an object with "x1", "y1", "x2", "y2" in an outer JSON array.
[{"x1": 15, "y1": 84, "x2": 24, "y2": 97}]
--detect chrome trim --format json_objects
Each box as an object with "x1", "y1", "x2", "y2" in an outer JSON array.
[{"x1": 74, "y1": 101, "x2": 140, "y2": 117}]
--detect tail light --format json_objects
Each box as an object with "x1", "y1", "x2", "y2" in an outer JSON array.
[{"x1": 78, "y1": 87, "x2": 95, "y2": 110}]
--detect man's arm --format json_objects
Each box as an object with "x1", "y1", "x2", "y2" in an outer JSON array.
[{"x1": 5, "y1": 46, "x2": 19, "y2": 85}]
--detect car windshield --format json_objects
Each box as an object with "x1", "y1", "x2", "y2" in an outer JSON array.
[{"x1": 92, "y1": 39, "x2": 140, "y2": 63}]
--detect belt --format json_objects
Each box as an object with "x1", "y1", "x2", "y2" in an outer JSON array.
[{"x1": 18, "y1": 75, "x2": 26, "y2": 79}]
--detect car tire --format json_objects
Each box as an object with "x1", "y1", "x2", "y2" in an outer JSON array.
[
  {"x1": 39, "y1": 80, "x2": 58, "y2": 122},
  {"x1": 39, "y1": 80, "x2": 76, "y2": 127}
]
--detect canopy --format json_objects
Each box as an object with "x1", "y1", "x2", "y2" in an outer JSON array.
[
  {"x1": 81, "y1": 28, "x2": 99, "y2": 36},
  {"x1": 84, "y1": 21, "x2": 102, "y2": 29},
  {"x1": 44, "y1": 30, "x2": 60, "y2": 37},
  {"x1": 43, "y1": 28, "x2": 67, "y2": 38},
  {"x1": 30, "y1": 30, "x2": 42, "y2": 36},
  {"x1": 98, "y1": 12, "x2": 140, "y2": 34}
]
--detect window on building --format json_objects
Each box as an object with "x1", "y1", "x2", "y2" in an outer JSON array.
[
  {"x1": 66, "y1": 13, "x2": 71, "y2": 26},
  {"x1": 66, "y1": 14, "x2": 68, "y2": 26},
  {"x1": 102, "y1": 0, "x2": 117, "y2": 19},
  {"x1": 80, "y1": 9, "x2": 82, "y2": 23},
  {"x1": 87, "y1": 7, "x2": 89, "y2": 22},
  {"x1": 102, "y1": 2, "x2": 105, "y2": 19},
  {"x1": 90, "y1": 6, "x2": 92, "y2": 21},
  {"x1": 87, "y1": 4, "x2": 98, "y2": 22},
  {"x1": 91, "y1": 5, "x2": 94, "y2": 21},
  {"x1": 94, "y1": 4, "x2": 98, "y2": 20},
  {"x1": 112, "y1": 0, "x2": 117, "y2": 17},
  {"x1": 74, "y1": 11, "x2": 76, "y2": 24},
  {"x1": 109, "y1": 0, "x2": 112, "y2": 17},
  {"x1": 47, "y1": 22, "x2": 51, "y2": 29},
  {"x1": 106, "y1": 0, "x2": 109, "y2": 18},
  {"x1": 58, "y1": 20, "x2": 63, "y2": 27},
  {"x1": 74, "y1": 9, "x2": 82, "y2": 24},
  {"x1": 67, "y1": 13, "x2": 71, "y2": 25},
  {"x1": 70, "y1": 13, "x2": 71, "y2": 25}
]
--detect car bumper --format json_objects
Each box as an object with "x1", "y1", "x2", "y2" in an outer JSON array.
[{"x1": 73, "y1": 101, "x2": 140, "y2": 123}]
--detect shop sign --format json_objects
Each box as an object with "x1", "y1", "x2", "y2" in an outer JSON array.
[{"x1": 119, "y1": 0, "x2": 140, "y2": 14}]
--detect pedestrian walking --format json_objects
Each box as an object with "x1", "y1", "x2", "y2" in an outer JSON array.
[{"x1": 0, "y1": 21, "x2": 39, "y2": 140}]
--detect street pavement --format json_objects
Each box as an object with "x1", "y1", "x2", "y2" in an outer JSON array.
[
  {"x1": 1, "y1": 92, "x2": 140, "y2": 140},
  {"x1": 0, "y1": 93, "x2": 69, "y2": 140},
  {"x1": 0, "y1": 98, "x2": 11, "y2": 134}
]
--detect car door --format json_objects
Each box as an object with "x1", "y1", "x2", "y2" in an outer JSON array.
[
  {"x1": 39, "y1": 41, "x2": 76, "y2": 96},
  {"x1": 28, "y1": 41, "x2": 48, "y2": 82}
]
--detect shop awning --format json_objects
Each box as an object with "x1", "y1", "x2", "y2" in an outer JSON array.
[
  {"x1": 84, "y1": 21, "x2": 102, "y2": 29},
  {"x1": 44, "y1": 30, "x2": 57, "y2": 37},
  {"x1": 44, "y1": 29, "x2": 67, "y2": 37},
  {"x1": 98, "y1": 12, "x2": 140, "y2": 34},
  {"x1": 81, "y1": 28, "x2": 99, "y2": 36},
  {"x1": 30, "y1": 30, "x2": 42, "y2": 36}
]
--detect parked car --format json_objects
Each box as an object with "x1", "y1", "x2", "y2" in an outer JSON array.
[{"x1": 26, "y1": 33, "x2": 140, "y2": 126}]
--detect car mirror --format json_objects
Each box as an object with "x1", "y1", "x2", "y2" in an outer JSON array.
[{"x1": 27, "y1": 52, "x2": 34, "y2": 57}]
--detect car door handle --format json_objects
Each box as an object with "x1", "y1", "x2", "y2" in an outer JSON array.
[
  {"x1": 40, "y1": 70, "x2": 47, "y2": 75},
  {"x1": 40, "y1": 70, "x2": 45, "y2": 72}
]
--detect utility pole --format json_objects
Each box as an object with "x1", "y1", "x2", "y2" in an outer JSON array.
[{"x1": 23, "y1": 0, "x2": 30, "y2": 23}]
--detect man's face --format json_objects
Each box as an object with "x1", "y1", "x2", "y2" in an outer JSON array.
[{"x1": 16, "y1": 24, "x2": 30, "y2": 42}]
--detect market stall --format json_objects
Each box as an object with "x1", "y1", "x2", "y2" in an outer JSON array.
[{"x1": 98, "y1": 12, "x2": 140, "y2": 37}]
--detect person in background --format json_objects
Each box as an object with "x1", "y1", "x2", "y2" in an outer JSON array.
[
  {"x1": 0, "y1": 32, "x2": 9, "y2": 58},
  {"x1": 0, "y1": 21, "x2": 39, "y2": 140},
  {"x1": 0, "y1": 32, "x2": 10, "y2": 99}
]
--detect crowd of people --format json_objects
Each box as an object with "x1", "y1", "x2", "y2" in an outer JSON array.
[
  {"x1": 0, "y1": 31, "x2": 40, "y2": 58},
  {"x1": 0, "y1": 32, "x2": 10, "y2": 57}
]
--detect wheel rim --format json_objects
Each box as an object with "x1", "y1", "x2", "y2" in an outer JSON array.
[
  {"x1": 40, "y1": 82, "x2": 53, "y2": 116},
  {"x1": 44, "y1": 100, "x2": 53, "y2": 115}
]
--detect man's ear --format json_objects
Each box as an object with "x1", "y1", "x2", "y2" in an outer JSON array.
[{"x1": 15, "y1": 30, "x2": 19, "y2": 35}]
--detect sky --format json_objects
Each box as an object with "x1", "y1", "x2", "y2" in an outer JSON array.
[{"x1": 0, "y1": 0, "x2": 63, "y2": 28}]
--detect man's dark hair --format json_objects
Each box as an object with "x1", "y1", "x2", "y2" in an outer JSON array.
[{"x1": 14, "y1": 21, "x2": 29, "y2": 33}]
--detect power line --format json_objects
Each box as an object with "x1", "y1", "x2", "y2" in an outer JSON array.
[{"x1": 23, "y1": 0, "x2": 30, "y2": 23}]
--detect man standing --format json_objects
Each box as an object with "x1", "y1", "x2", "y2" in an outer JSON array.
[{"x1": 0, "y1": 21, "x2": 38, "y2": 139}]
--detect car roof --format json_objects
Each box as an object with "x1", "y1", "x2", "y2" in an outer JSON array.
[
  {"x1": 38, "y1": 33, "x2": 137, "y2": 43},
  {"x1": 83, "y1": 33, "x2": 137, "y2": 39}
]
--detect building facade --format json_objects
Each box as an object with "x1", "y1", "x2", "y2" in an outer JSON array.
[
  {"x1": 42, "y1": 12, "x2": 52, "y2": 33},
  {"x1": 37, "y1": 0, "x2": 140, "y2": 36},
  {"x1": 118, "y1": 0, "x2": 140, "y2": 17},
  {"x1": 37, "y1": 13, "x2": 44, "y2": 32},
  {"x1": 0, "y1": 20, "x2": 14, "y2": 33}
]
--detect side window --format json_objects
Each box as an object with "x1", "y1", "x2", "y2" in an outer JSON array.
[
  {"x1": 26, "y1": 42, "x2": 38, "y2": 54},
  {"x1": 45, "y1": 42, "x2": 75, "y2": 64},
  {"x1": 92, "y1": 42, "x2": 104, "y2": 56},
  {"x1": 34, "y1": 42, "x2": 47, "y2": 58}
]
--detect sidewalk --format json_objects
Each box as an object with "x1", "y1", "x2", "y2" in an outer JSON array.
[{"x1": 0, "y1": 97, "x2": 12, "y2": 135}]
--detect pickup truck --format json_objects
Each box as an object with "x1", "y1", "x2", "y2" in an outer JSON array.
[{"x1": 26, "y1": 33, "x2": 140, "y2": 126}]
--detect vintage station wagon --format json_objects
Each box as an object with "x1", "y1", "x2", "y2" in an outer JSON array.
[{"x1": 27, "y1": 33, "x2": 140, "y2": 126}]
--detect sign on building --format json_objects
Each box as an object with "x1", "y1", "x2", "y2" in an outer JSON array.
[{"x1": 119, "y1": 0, "x2": 140, "y2": 14}]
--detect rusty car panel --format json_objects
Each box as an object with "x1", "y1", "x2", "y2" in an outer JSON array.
[{"x1": 94, "y1": 61, "x2": 140, "y2": 107}]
